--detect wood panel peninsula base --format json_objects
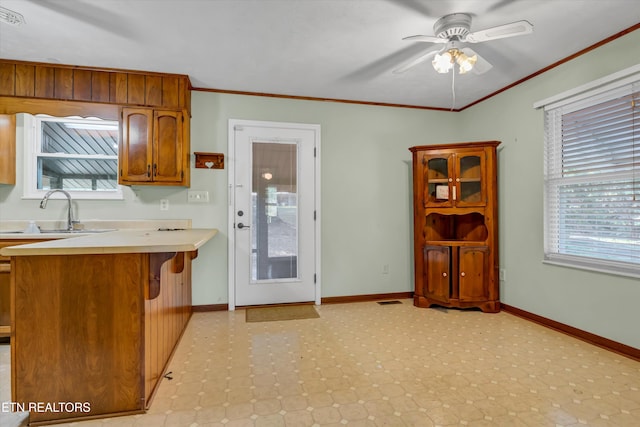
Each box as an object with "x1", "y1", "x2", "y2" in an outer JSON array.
[
  {"x1": 1, "y1": 228, "x2": 216, "y2": 426},
  {"x1": 410, "y1": 141, "x2": 500, "y2": 314}
]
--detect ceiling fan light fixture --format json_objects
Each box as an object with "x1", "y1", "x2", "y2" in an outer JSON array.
[
  {"x1": 457, "y1": 52, "x2": 477, "y2": 74},
  {"x1": 432, "y1": 51, "x2": 454, "y2": 73},
  {"x1": 432, "y1": 48, "x2": 476, "y2": 74}
]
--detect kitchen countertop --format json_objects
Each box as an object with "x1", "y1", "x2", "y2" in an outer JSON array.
[
  {"x1": 0, "y1": 228, "x2": 218, "y2": 256},
  {"x1": 0, "y1": 219, "x2": 192, "y2": 237}
]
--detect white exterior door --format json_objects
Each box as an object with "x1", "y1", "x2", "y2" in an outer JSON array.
[{"x1": 228, "y1": 120, "x2": 320, "y2": 308}]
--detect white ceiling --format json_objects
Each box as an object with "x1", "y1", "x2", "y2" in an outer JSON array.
[{"x1": 1, "y1": 0, "x2": 639, "y2": 110}]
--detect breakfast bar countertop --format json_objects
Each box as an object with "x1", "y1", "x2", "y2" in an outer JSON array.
[{"x1": 0, "y1": 228, "x2": 218, "y2": 256}]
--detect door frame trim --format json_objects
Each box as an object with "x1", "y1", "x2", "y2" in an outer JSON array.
[{"x1": 227, "y1": 119, "x2": 321, "y2": 311}]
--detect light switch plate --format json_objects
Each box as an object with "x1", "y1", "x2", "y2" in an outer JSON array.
[{"x1": 188, "y1": 190, "x2": 210, "y2": 203}]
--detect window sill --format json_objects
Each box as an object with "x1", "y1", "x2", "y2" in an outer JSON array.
[
  {"x1": 22, "y1": 191, "x2": 124, "y2": 201},
  {"x1": 543, "y1": 256, "x2": 640, "y2": 279}
]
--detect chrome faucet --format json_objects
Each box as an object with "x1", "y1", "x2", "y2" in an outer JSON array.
[{"x1": 40, "y1": 189, "x2": 76, "y2": 231}]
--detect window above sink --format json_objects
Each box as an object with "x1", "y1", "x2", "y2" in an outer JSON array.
[{"x1": 20, "y1": 113, "x2": 124, "y2": 200}]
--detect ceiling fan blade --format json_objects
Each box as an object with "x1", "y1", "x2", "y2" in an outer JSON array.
[
  {"x1": 402, "y1": 35, "x2": 448, "y2": 43},
  {"x1": 461, "y1": 48, "x2": 493, "y2": 75},
  {"x1": 465, "y1": 20, "x2": 533, "y2": 43},
  {"x1": 392, "y1": 48, "x2": 440, "y2": 74}
]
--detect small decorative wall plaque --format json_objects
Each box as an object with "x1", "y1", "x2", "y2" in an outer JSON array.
[{"x1": 194, "y1": 152, "x2": 224, "y2": 169}]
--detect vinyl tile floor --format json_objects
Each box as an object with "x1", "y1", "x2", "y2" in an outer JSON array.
[{"x1": 1, "y1": 300, "x2": 639, "y2": 426}]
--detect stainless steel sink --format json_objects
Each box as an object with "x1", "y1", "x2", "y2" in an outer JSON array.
[
  {"x1": 2, "y1": 229, "x2": 116, "y2": 234},
  {"x1": 39, "y1": 229, "x2": 117, "y2": 234}
]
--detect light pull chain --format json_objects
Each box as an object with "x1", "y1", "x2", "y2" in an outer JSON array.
[{"x1": 451, "y1": 66, "x2": 456, "y2": 111}]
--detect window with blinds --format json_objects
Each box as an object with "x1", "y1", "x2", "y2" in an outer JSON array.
[{"x1": 543, "y1": 78, "x2": 640, "y2": 276}]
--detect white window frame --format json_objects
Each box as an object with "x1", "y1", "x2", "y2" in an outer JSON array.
[
  {"x1": 22, "y1": 113, "x2": 123, "y2": 200},
  {"x1": 536, "y1": 64, "x2": 640, "y2": 278}
]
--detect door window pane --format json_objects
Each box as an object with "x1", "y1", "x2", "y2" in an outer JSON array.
[{"x1": 251, "y1": 142, "x2": 298, "y2": 281}]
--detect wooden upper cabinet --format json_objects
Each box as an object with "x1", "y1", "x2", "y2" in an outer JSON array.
[
  {"x1": 422, "y1": 149, "x2": 487, "y2": 208},
  {"x1": 120, "y1": 108, "x2": 189, "y2": 186},
  {"x1": 0, "y1": 114, "x2": 16, "y2": 185},
  {"x1": 153, "y1": 110, "x2": 184, "y2": 183},
  {"x1": 120, "y1": 108, "x2": 154, "y2": 183},
  {"x1": 455, "y1": 151, "x2": 487, "y2": 208},
  {"x1": 0, "y1": 59, "x2": 191, "y2": 113},
  {"x1": 423, "y1": 152, "x2": 454, "y2": 208},
  {"x1": 0, "y1": 59, "x2": 192, "y2": 188}
]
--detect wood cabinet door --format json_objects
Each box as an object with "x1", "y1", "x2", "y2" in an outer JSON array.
[
  {"x1": 454, "y1": 150, "x2": 487, "y2": 208},
  {"x1": 0, "y1": 269, "x2": 9, "y2": 336},
  {"x1": 0, "y1": 114, "x2": 16, "y2": 185},
  {"x1": 423, "y1": 245, "x2": 450, "y2": 303},
  {"x1": 120, "y1": 108, "x2": 153, "y2": 183},
  {"x1": 423, "y1": 153, "x2": 454, "y2": 208},
  {"x1": 152, "y1": 110, "x2": 184, "y2": 183},
  {"x1": 458, "y1": 246, "x2": 489, "y2": 302}
]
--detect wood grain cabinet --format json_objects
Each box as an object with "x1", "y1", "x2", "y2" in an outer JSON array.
[
  {"x1": 0, "y1": 240, "x2": 50, "y2": 338},
  {"x1": 410, "y1": 141, "x2": 500, "y2": 313},
  {"x1": 119, "y1": 107, "x2": 190, "y2": 186},
  {"x1": 10, "y1": 250, "x2": 195, "y2": 425},
  {"x1": 0, "y1": 114, "x2": 16, "y2": 185},
  {"x1": 0, "y1": 242, "x2": 13, "y2": 339}
]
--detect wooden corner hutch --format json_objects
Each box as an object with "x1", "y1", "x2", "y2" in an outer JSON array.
[{"x1": 410, "y1": 141, "x2": 500, "y2": 313}]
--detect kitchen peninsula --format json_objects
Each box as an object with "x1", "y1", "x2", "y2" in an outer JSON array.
[{"x1": 0, "y1": 227, "x2": 217, "y2": 425}]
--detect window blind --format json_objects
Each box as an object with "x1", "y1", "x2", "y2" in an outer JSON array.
[{"x1": 544, "y1": 80, "x2": 640, "y2": 276}]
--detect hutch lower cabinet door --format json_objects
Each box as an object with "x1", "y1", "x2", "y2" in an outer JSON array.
[{"x1": 423, "y1": 245, "x2": 451, "y2": 304}]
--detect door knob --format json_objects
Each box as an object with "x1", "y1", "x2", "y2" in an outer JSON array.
[
  {"x1": 237, "y1": 222, "x2": 250, "y2": 229},
  {"x1": 237, "y1": 210, "x2": 244, "y2": 216}
]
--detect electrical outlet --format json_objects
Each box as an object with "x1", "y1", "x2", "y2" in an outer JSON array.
[
  {"x1": 188, "y1": 190, "x2": 210, "y2": 203},
  {"x1": 499, "y1": 269, "x2": 506, "y2": 281},
  {"x1": 382, "y1": 264, "x2": 389, "y2": 274},
  {"x1": 160, "y1": 199, "x2": 169, "y2": 211}
]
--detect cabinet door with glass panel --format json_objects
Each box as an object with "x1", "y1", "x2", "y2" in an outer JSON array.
[
  {"x1": 454, "y1": 150, "x2": 486, "y2": 207},
  {"x1": 423, "y1": 150, "x2": 486, "y2": 208},
  {"x1": 423, "y1": 152, "x2": 454, "y2": 208}
]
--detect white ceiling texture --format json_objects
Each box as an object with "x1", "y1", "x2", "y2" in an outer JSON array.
[{"x1": 1, "y1": 0, "x2": 639, "y2": 110}]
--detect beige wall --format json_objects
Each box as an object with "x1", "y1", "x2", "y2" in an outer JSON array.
[
  {"x1": 187, "y1": 93, "x2": 457, "y2": 304},
  {"x1": 456, "y1": 29, "x2": 640, "y2": 348}
]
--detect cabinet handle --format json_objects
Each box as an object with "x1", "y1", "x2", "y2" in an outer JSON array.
[
  {"x1": 442, "y1": 272, "x2": 447, "y2": 277},
  {"x1": 154, "y1": 163, "x2": 157, "y2": 177},
  {"x1": 147, "y1": 165, "x2": 151, "y2": 177},
  {"x1": 460, "y1": 272, "x2": 466, "y2": 277},
  {"x1": 448, "y1": 178, "x2": 453, "y2": 182}
]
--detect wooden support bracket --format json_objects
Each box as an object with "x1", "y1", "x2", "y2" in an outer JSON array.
[
  {"x1": 171, "y1": 252, "x2": 185, "y2": 274},
  {"x1": 147, "y1": 252, "x2": 176, "y2": 300}
]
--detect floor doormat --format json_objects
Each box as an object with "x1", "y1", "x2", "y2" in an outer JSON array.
[{"x1": 246, "y1": 305, "x2": 320, "y2": 322}]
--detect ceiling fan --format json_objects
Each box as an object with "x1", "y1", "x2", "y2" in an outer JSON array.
[{"x1": 393, "y1": 13, "x2": 533, "y2": 75}]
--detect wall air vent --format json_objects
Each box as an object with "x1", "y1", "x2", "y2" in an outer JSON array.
[{"x1": 0, "y1": 6, "x2": 25, "y2": 26}]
